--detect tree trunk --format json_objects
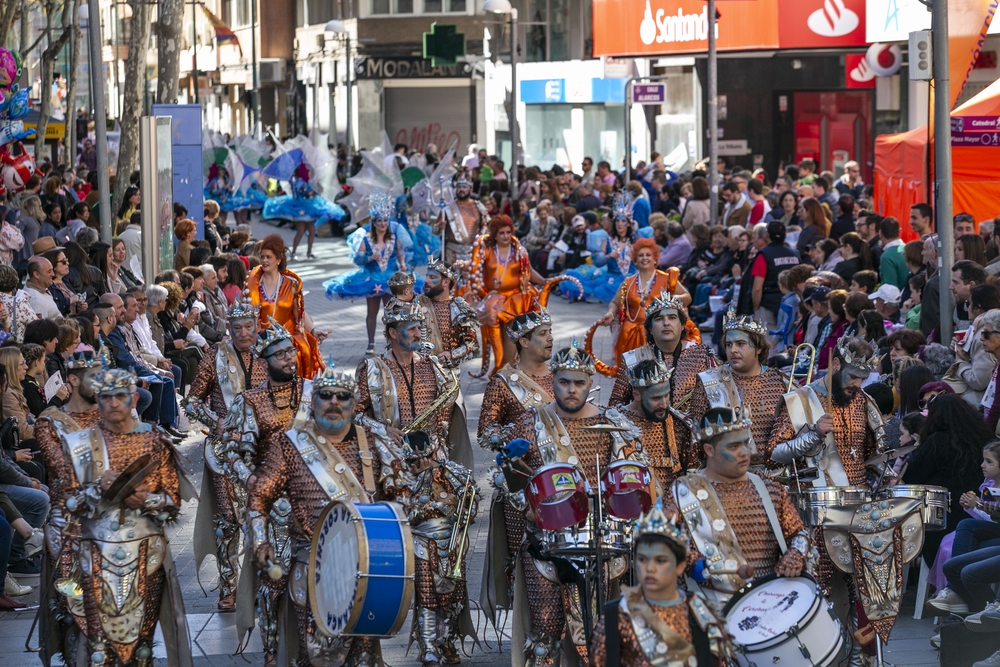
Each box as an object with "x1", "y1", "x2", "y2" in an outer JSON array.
[
  {"x1": 35, "y1": 0, "x2": 73, "y2": 161},
  {"x1": 156, "y1": 0, "x2": 184, "y2": 105},
  {"x1": 65, "y1": 0, "x2": 82, "y2": 168},
  {"x1": 111, "y1": 0, "x2": 151, "y2": 221}
]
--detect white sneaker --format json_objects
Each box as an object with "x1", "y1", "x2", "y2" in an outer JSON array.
[
  {"x1": 23, "y1": 527, "x2": 43, "y2": 559},
  {"x1": 974, "y1": 649, "x2": 1000, "y2": 667},
  {"x1": 4, "y1": 572, "x2": 31, "y2": 596}
]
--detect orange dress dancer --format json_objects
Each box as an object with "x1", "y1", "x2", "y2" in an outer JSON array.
[{"x1": 246, "y1": 235, "x2": 326, "y2": 378}]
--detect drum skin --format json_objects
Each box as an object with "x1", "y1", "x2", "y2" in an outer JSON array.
[{"x1": 309, "y1": 501, "x2": 415, "y2": 638}]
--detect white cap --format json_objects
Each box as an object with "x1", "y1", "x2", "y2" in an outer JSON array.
[{"x1": 869, "y1": 284, "x2": 901, "y2": 304}]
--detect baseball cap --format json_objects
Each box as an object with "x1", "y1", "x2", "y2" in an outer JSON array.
[
  {"x1": 803, "y1": 285, "x2": 831, "y2": 303},
  {"x1": 869, "y1": 284, "x2": 901, "y2": 304}
]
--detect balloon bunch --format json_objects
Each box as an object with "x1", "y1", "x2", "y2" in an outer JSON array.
[{"x1": 0, "y1": 47, "x2": 37, "y2": 198}]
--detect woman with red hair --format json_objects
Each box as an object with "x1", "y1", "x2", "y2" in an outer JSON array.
[
  {"x1": 469, "y1": 215, "x2": 545, "y2": 376},
  {"x1": 246, "y1": 234, "x2": 328, "y2": 377}
]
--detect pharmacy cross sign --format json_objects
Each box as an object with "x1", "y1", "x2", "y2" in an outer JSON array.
[{"x1": 423, "y1": 23, "x2": 466, "y2": 67}]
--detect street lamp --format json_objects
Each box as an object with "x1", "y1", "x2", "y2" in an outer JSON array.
[
  {"x1": 80, "y1": 0, "x2": 113, "y2": 242},
  {"x1": 483, "y1": 0, "x2": 518, "y2": 205},
  {"x1": 325, "y1": 20, "x2": 353, "y2": 156}
]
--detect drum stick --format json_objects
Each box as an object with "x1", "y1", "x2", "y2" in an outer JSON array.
[{"x1": 265, "y1": 559, "x2": 285, "y2": 581}]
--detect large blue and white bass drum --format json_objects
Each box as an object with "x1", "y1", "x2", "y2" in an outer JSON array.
[{"x1": 308, "y1": 501, "x2": 414, "y2": 638}]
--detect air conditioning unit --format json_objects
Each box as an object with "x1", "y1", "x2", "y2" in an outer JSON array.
[{"x1": 259, "y1": 59, "x2": 287, "y2": 84}]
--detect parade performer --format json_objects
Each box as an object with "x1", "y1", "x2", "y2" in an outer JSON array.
[
  {"x1": 606, "y1": 286, "x2": 709, "y2": 411},
  {"x1": 434, "y1": 174, "x2": 489, "y2": 263},
  {"x1": 509, "y1": 343, "x2": 646, "y2": 666},
  {"x1": 223, "y1": 321, "x2": 306, "y2": 666},
  {"x1": 668, "y1": 408, "x2": 810, "y2": 611},
  {"x1": 35, "y1": 351, "x2": 103, "y2": 665},
  {"x1": 248, "y1": 364, "x2": 406, "y2": 666},
  {"x1": 476, "y1": 310, "x2": 554, "y2": 621},
  {"x1": 591, "y1": 501, "x2": 734, "y2": 667},
  {"x1": 246, "y1": 233, "x2": 328, "y2": 378},
  {"x1": 468, "y1": 214, "x2": 545, "y2": 378},
  {"x1": 49, "y1": 365, "x2": 191, "y2": 666},
  {"x1": 684, "y1": 307, "x2": 788, "y2": 470},
  {"x1": 354, "y1": 299, "x2": 479, "y2": 666},
  {"x1": 417, "y1": 258, "x2": 479, "y2": 368},
  {"x1": 617, "y1": 352, "x2": 688, "y2": 493},
  {"x1": 185, "y1": 293, "x2": 267, "y2": 611},
  {"x1": 324, "y1": 192, "x2": 422, "y2": 355}
]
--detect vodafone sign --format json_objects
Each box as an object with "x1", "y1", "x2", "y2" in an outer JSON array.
[{"x1": 593, "y1": 0, "x2": 868, "y2": 56}]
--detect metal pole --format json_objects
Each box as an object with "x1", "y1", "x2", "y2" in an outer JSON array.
[
  {"x1": 345, "y1": 35, "x2": 353, "y2": 154},
  {"x1": 510, "y1": 10, "x2": 518, "y2": 207},
  {"x1": 933, "y1": 0, "x2": 954, "y2": 343},
  {"x1": 250, "y1": 0, "x2": 258, "y2": 131},
  {"x1": 87, "y1": 0, "x2": 112, "y2": 243},
  {"x1": 191, "y1": 0, "x2": 199, "y2": 104},
  {"x1": 707, "y1": 0, "x2": 718, "y2": 222}
]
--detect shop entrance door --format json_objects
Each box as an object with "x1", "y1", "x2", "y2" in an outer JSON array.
[{"x1": 793, "y1": 91, "x2": 872, "y2": 182}]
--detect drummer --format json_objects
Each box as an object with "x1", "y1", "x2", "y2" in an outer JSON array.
[
  {"x1": 667, "y1": 408, "x2": 810, "y2": 612},
  {"x1": 590, "y1": 501, "x2": 735, "y2": 667},
  {"x1": 248, "y1": 365, "x2": 405, "y2": 667},
  {"x1": 508, "y1": 342, "x2": 646, "y2": 666}
]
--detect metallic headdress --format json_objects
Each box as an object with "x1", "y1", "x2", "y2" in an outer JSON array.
[
  {"x1": 368, "y1": 192, "x2": 393, "y2": 221},
  {"x1": 645, "y1": 289, "x2": 687, "y2": 320},
  {"x1": 65, "y1": 350, "x2": 101, "y2": 370},
  {"x1": 427, "y1": 257, "x2": 459, "y2": 284},
  {"x1": 382, "y1": 299, "x2": 426, "y2": 327},
  {"x1": 722, "y1": 305, "x2": 768, "y2": 337},
  {"x1": 226, "y1": 288, "x2": 260, "y2": 321},
  {"x1": 612, "y1": 189, "x2": 636, "y2": 221},
  {"x1": 835, "y1": 337, "x2": 880, "y2": 372},
  {"x1": 254, "y1": 317, "x2": 293, "y2": 357},
  {"x1": 626, "y1": 355, "x2": 675, "y2": 389},
  {"x1": 313, "y1": 355, "x2": 357, "y2": 393},
  {"x1": 387, "y1": 272, "x2": 416, "y2": 288},
  {"x1": 547, "y1": 339, "x2": 597, "y2": 375},
  {"x1": 689, "y1": 411, "x2": 753, "y2": 445},
  {"x1": 86, "y1": 367, "x2": 138, "y2": 394},
  {"x1": 635, "y1": 499, "x2": 690, "y2": 554},
  {"x1": 506, "y1": 308, "x2": 552, "y2": 341}
]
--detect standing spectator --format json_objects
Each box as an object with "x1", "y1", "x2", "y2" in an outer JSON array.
[
  {"x1": 910, "y1": 203, "x2": 934, "y2": 238},
  {"x1": 680, "y1": 177, "x2": 712, "y2": 228},
  {"x1": 835, "y1": 160, "x2": 865, "y2": 199},
  {"x1": 950, "y1": 284, "x2": 1000, "y2": 406},
  {"x1": 796, "y1": 198, "x2": 830, "y2": 256},
  {"x1": 829, "y1": 195, "x2": 856, "y2": 240},
  {"x1": 0, "y1": 265, "x2": 35, "y2": 343},
  {"x1": 747, "y1": 222, "x2": 800, "y2": 334},
  {"x1": 879, "y1": 216, "x2": 908, "y2": 289}
]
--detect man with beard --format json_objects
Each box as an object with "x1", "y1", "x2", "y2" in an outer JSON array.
[
  {"x1": 476, "y1": 309, "x2": 554, "y2": 623},
  {"x1": 223, "y1": 319, "x2": 304, "y2": 666},
  {"x1": 608, "y1": 291, "x2": 710, "y2": 420},
  {"x1": 508, "y1": 344, "x2": 645, "y2": 666},
  {"x1": 666, "y1": 408, "x2": 809, "y2": 612},
  {"x1": 34, "y1": 351, "x2": 103, "y2": 665},
  {"x1": 186, "y1": 295, "x2": 267, "y2": 611},
  {"x1": 417, "y1": 258, "x2": 479, "y2": 368},
  {"x1": 436, "y1": 174, "x2": 490, "y2": 263},
  {"x1": 683, "y1": 307, "x2": 788, "y2": 471},
  {"x1": 249, "y1": 365, "x2": 405, "y2": 667},
  {"x1": 618, "y1": 353, "x2": 687, "y2": 492}
]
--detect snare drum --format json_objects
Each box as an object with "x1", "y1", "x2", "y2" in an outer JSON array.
[
  {"x1": 309, "y1": 501, "x2": 414, "y2": 638},
  {"x1": 600, "y1": 460, "x2": 652, "y2": 520},
  {"x1": 526, "y1": 463, "x2": 589, "y2": 531},
  {"x1": 875, "y1": 485, "x2": 951, "y2": 531},
  {"x1": 790, "y1": 486, "x2": 871, "y2": 526},
  {"x1": 540, "y1": 513, "x2": 631, "y2": 557},
  {"x1": 723, "y1": 574, "x2": 844, "y2": 667}
]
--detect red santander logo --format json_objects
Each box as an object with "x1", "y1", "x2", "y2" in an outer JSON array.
[{"x1": 779, "y1": 0, "x2": 866, "y2": 49}]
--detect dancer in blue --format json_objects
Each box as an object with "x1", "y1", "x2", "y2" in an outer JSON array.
[
  {"x1": 263, "y1": 171, "x2": 346, "y2": 259},
  {"x1": 324, "y1": 192, "x2": 422, "y2": 353},
  {"x1": 561, "y1": 190, "x2": 644, "y2": 304}
]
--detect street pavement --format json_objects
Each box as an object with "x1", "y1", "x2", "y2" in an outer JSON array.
[{"x1": 0, "y1": 219, "x2": 942, "y2": 665}]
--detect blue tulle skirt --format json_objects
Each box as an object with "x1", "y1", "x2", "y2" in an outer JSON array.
[
  {"x1": 559, "y1": 264, "x2": 630, "y2": 304},
  {"x1": 410, "y1": 222, "x2": 442, "y2": 267},
  {"x1": 323, "y1": 259, "x2": 424, "y2": 300},
  {"x1": 263, "y1": 194, "x2": 346, "y2": 223}
]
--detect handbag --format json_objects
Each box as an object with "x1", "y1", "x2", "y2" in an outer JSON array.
[{"x1": 0, "y1": 416, "x2": 20, "y2": 452}]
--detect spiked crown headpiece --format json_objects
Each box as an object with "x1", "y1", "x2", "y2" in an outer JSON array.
[
  {"x1": 313, "y1": 355, "x2": 357, "y2": 393},
  {"x1": 612, "y1": 190, "x2": 636, "y2": 221},
  {"x1": 547, "y1": 339, "x2": 597, "y2": 376},
  {"x1": 689, "y1": 411, "x2": 753, "y2": 445},
  {"x1": 506, "y1": 308, "x2": 552, "y2": 341},
  {"x1": 427, "y1": 258, "x2": 459, "y2": 284},
  {"x1": 382, "y1": 299, "x2": 426, "y2": 327},
  {"x1": 226, "y1": 289, "x2": 259, "y2": 321},
  {"x1": 835, "y1": 337, "x2": 879, "y2": 372},
  {"x1": 723, "y1": 305, "x2": 768, "y2": 337},
  {"x1": 635, "y1": 499, "x2": 690, "y2": 555},
  {"x1": 368, "y1": 192, "x2": 393, "y2": 221},
  {"x1": 645, "y1": 289, "x2": 687, "y2": 320},
  {"x1": 254, "y1": 317, "x2": 293, "y2": 357}
]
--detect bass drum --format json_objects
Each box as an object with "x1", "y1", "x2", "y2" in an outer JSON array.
[
  {"x1": 309, "y1": 501, "x2": 414, "y2": 638},
  {"x1": 722, "y1": 574, "x2": 844, "y2": 667}
]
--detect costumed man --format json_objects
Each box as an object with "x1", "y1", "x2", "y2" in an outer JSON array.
[
  {"x1": 35, "y1": 350, "x2": 103, "y2": 666},
  {"x1": 185, "y1": 292, "x2": 268, "y2": 611},
  {"x1": 608, "y1": 289, "x2": 710, "y2": 415},
  {"x1": 508, "y1": 343, "x2": 646, "y2": 666},
  {"x1": 354, "y1": 299, "x2": 479, "y2": 666},
  {"x1": 436, "y1": 174, "x2": 489, "y2": 264},
  {"x1": 248, "y1": 364, "x2": 405, "y2": 667},
  {"x1": 683, "y1": 307, "x2": 788, "y2": 470},
  {"x1": 476, "y1": 310, "x2": 554, "y2": 625},
  {"x1": 50, "y1": 365, "x2": 191, "y2": 666},
  {"x1": 591, "y1": 501, "x2": 734, "y2": 667},
  {"x1": 667, "y1": 408, "x2": 810, "y2": 612},
  {"x1": 617, "y1": 352, "x2": 688, "y2": 494},
  {"x1": 223, "y1": 319, "x2": 306, "y2": 666}
]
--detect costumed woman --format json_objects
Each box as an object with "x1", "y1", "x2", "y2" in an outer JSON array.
[
  {"x1": 561, "y1": 190, "x2": 650, "y2": 303},
  {"x1": 324, "y1": 192, "x2": 423, "y2": 354},
  {"x1": 246, "y1": 233, "x2": 329, "y2": 377},
  {"x1": 468, "y1": 214, "x2": 545, "y2": 377},
  {"x1": 262, "y1": 166, "x2": 346, "y2": 259}
]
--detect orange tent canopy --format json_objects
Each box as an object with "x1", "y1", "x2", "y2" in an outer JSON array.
[{"x1": 874, "y1": 78, "x2": 1000, "y2": 238}]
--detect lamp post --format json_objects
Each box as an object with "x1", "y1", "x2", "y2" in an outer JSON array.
[
  {"x1": 484, "y1": 0, "x2": 518, "y2": 206},
  {"x1": 325, "y1": 20, "x2": 352, "y2": 156},
  {"x1": 79, "y1": 1, "x2": 113, "y2": 243}
]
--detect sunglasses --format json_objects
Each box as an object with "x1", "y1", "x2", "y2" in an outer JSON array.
[{"x1": 317, "y1": 390, "x2": 354, "y2": 402}]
